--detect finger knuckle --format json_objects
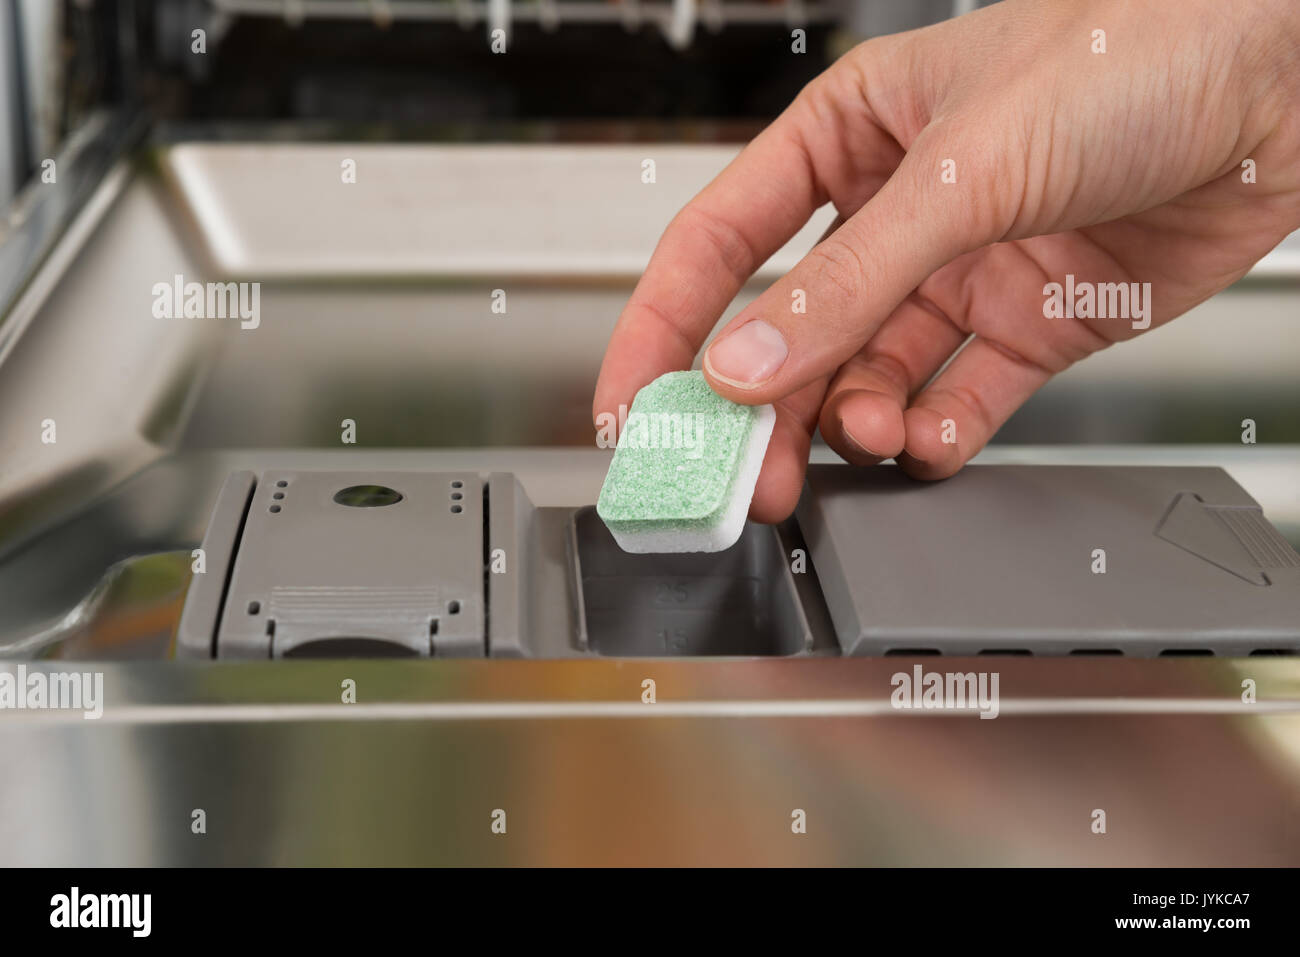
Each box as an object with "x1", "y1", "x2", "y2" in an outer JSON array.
[
  {"x1": 675, "y1": 205, "x2": 758, "y2": 283},
  {"x1": 931, "y1": 384, "x2": 995, "y2": 438},
  {"x1": 807, "y1": 236, "x2": 869, "y2": 303}
]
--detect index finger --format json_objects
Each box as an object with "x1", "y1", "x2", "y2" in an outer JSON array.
[{"x1": 592, "y1": 116, "x2": 826, "y2": 424}]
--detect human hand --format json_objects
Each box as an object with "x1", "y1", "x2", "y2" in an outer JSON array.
[{"x1": 592, "y1": 0, "x2": 1300, "y2": 521}]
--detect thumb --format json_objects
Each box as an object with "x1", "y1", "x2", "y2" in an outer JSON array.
[{"x1": 702, "y1": 123, "x2": 1000, "y2": 405}]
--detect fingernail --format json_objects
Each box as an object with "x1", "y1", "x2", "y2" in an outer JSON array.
[
  {"x1": 704, "y1": 320, "x2": 788, "y2": 388},
  {"x1": 841, "y1": 423, "x2": 881, "y2": 458}
]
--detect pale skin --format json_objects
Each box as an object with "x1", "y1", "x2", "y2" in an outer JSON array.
[{"x1": 592, "y1": 0, "x2": 1300, "y2": 522}]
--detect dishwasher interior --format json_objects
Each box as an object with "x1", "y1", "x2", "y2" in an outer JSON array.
[
  {"x1": 3, "y1": 135, "x2": 1297, "y2": 662},
  {"x1": 1, "y1": 0, "x2": 1299, "y2": 866}
]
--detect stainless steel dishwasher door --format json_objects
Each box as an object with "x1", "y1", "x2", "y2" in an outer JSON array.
[{"x1": 2, "y1": 658, "x2": 1298, "y2": 866}]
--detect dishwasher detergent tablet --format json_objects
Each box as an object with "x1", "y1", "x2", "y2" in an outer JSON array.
[{"x1": 597, "y1": 370, "x2": 775, "y2": 553}]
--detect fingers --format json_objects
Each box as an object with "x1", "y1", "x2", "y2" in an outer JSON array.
[
  {"x1": 701, "y1": 121, "x2": 1000, "y2": 407},
  {"x1": 896, "y1": 338, "x2": 1054, "y2": 480},
  {"x1": 592, "y1": 117, "x2": 826, "y2": 424},
  {"x1": 818, "y1": 294, "x2": 968, "y2": 463}
]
